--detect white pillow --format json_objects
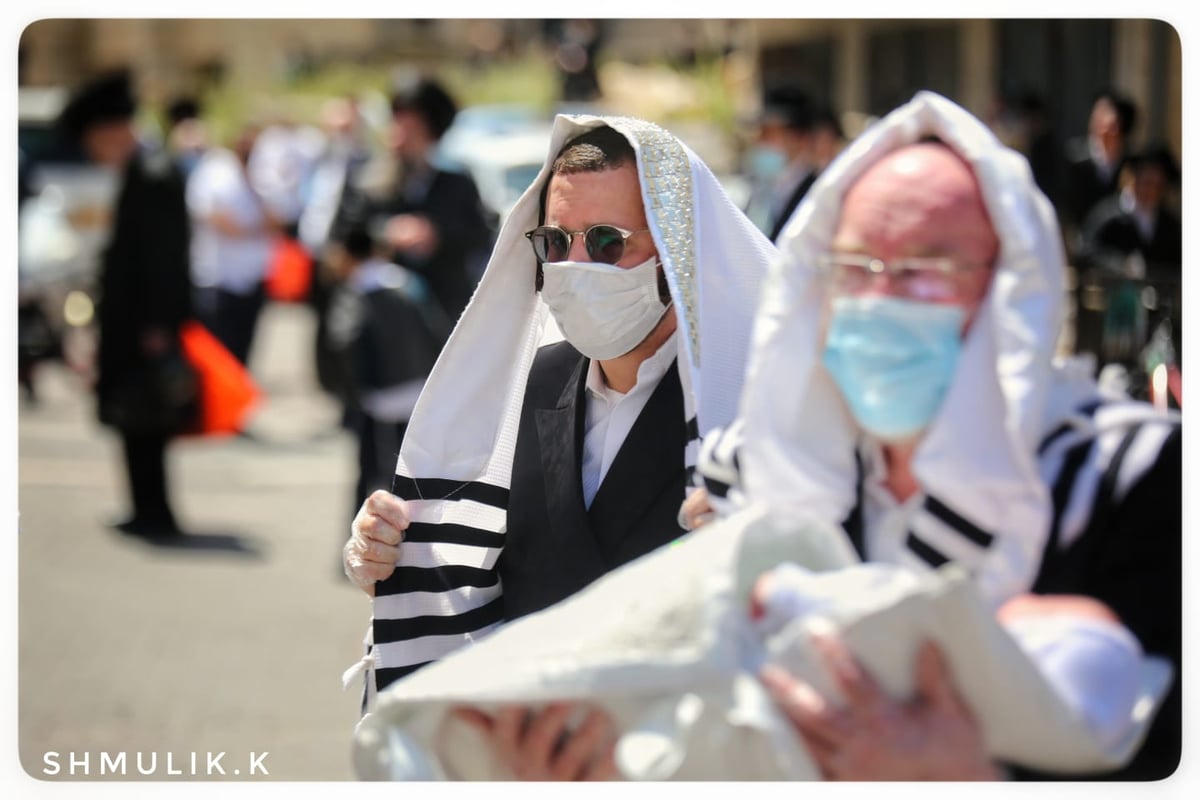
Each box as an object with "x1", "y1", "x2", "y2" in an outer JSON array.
[{"x1": 350, "y1": 504, "x2": 1173, "y2": 780}]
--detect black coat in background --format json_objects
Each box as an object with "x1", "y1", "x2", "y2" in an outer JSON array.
[
  {"x1": 1059, "y1": 138, "x2": 1128, "y2": 242},
  {"x1": 338, "y1": 165, "x2": 490, "y2": 324},
  {"x1": 95, "y1": 147, "x2": 193, "y2": 425},
  {"x1": 1078, "y1": 195, "x2": 1183, "y2": 274},
  {"x1": 324, "y1": 267, "x2": 452, "y2": 510}
]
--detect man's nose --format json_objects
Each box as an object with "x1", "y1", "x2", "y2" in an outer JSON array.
[
  {"x1": 859, "y1": 269, "x2": 901, "y2": 298},
  {"x1": 566, "y1": 232, "x2": 590, "y2": 262}
]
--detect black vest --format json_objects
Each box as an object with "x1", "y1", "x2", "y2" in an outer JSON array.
[{"x1": 499, "y1": 341, "x2": 689, "y2": 620}]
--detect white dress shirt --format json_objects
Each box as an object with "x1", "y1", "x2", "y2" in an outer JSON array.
[
  {"x1": 186, "y1": 148, "x2": 274, "y2": 295},
  {"x1": 580, "y1": 330, "x2": 678, "y2": 509}
]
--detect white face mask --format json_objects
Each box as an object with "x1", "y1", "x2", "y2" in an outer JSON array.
[{"x1": 540, "y1": 256, "x2": 670, "y2": 360}]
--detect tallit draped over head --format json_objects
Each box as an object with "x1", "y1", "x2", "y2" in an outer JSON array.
[
  {"x1": 371, "y1": 114, "x2": 775, "y2": 677},
  {"x1": 739, "y1": 91, "x2": 1093, "y2": 608}
]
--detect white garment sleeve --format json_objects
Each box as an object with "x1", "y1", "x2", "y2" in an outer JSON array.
[
  {"x1": 1001, "y1": 614, "x2": 1145, "y2": 752},
  {"x1": 758, "y1": 565, "x2": 1147, "y2": 754}
]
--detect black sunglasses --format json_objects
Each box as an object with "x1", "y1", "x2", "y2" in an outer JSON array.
[{"x1": 524, "y1": 224, "x2": 650, "y2": 265}]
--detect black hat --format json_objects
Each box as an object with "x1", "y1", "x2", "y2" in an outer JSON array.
[
  {"x1": 59, "y1": 69, "x2": 138, "y2": 140},
  {"x1": 390, "y1": 75, "x2": 458, "y2": 141},
  {"x1": 1127, "y1": 143, "x2": 1180, "y2": 184},
  {"x1": 337, "y1": 220, "x2": 376, "y2": 261},
  {"x1": 761, "y1": 86, "x2": 816, "y2": 132},
  {"x1": 167, "y1": 96, "x2": 202, "y2": 126}
]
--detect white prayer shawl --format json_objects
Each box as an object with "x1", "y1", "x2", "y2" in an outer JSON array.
[
  {"x1": 369, "y1": 114, "x2": 776, "y2": 682},
  {"x1": 739, "y1": 90, "x2": 1100, "y2": 609}
]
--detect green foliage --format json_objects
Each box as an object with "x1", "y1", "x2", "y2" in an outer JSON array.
[{"x1": 155, "y1": 50, "x2": 735, "y2": 146}]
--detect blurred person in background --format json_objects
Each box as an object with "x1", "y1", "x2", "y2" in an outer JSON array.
[
  {"x1": 298, "y1": 95, "x2": 373, "y2": 262},
  {"x1": 743, "y1": 86, "x2": 820, "y2": 243},
  {"x1": 60, "y1": 69, "x2": 195, "y2": 538},
  {"x1": 335, "y1": 74, "x2": 490, "y2": 322},
  {"x1": 545, "y1": 19, "x2": 605, "y2": 103},
  {"x1": 186, "y1": 122, "x2": 282, "y2": 367},
  {"x1": 1060, "y1": 89, "x2": 1139, "y2": 250},
  {"x1": 164, "y1": 95, "x2": 210, "y2": 179},
  {"x1": 1015, "y1": 92, "x2": 1062, "y2": 203},
  {"x1": 810, "y1": 103, "x2": 847, "y2": 174},
  {"x1": 322, "y1": 221, "x2": 451, "y2": 517},
  {"x1": 298, "y1": 94, "x2": 374, "y2": 399},
  {"x1": 246, "y1": 109, "x2": 325, "y2": 240},
  {"x1": 1078, "y1": 143, "x2": 1182, "y2": 275},
  {"x1": 1076, "y1": 143, "x2": 1182, "y2": 371}
]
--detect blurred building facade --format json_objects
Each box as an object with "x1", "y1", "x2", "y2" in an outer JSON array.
[{"x1": 19, "y1": 18, "x2": 1181, "y2": 166}]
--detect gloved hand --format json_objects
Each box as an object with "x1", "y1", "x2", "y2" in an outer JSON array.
[
  {"x1": 344, "y1": 490, "x2": 410, "y2": 596},
  {"x1": 676, "y1": 487, "x2": 717, "y2": 531}
]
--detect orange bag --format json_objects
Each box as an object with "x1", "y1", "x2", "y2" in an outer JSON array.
[
  {"x1": 179, "y1": 321, "x2": 261, "y2": 436},
  {"x1": 265, "y1": 236, "x2": 313, "y2": 302}
]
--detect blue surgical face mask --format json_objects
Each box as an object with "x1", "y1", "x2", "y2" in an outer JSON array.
[
  {"x1": 821, "y1": 295, "x2": 967, "y2": 442},
  {"x1": 747, "y1": 145, "x2": 788, "y2": 180}
]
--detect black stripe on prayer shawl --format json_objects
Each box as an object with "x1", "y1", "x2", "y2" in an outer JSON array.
[
  {"x1": 390, "y1": 476, "x2": 510, "y2": 509},
  {"x1": 695, "y1": 422, "x2": 745, "y2": 497},
  {"x1": 376, "y1": 663, "x2": 431, "y2": 688},
  {"x1": 923, "y1": 495, "x2": 996, "y2": 548},
  {"x1": 1040, "y1": 401, "x2": 1175, "y2": 552},
  {"x1": 401, "y1": 521, "x2": 506, "y2": 548},
  {"x1": 1043, "y1": 437, "x2": 1096, "y2": 558},
  {"x1": 1037, "y1": 421, "x2": 1076, "y2": 456},
  {"x1": 702, "y1": 474, "x2": 733, "y2": 500},
  {"x1": 686, "y1": 416, "x2": 700, "y2": 442},
  {"x1": 905, "y1": 530, "x2": 951, "y2": 568},
  {"x1": 374, "y1": 596, "x2": 506, "y2": 642},
  {"x1": 1035, "y1": 397, "x2": 1109, "y2": 457},
  {"x1": 1090, "y1": 422, "x2": 1144, "y2": 520},
  {"x1": 378, "y1": 565, "x2": 500, "y2": 595},
  {"x1": 1032, "y1": 415, "x2": 1164, "y2": 588}
]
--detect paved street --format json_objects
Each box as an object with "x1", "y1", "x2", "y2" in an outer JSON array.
[{"x1": 17, "y1": 302, "x2": 372, "y2": 783}]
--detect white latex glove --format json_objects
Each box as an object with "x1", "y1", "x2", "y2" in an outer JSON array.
[{"x1": 344, "y1": 490, "x2": 410, "y2": 596}]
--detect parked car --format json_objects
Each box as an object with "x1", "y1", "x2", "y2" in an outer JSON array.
[
  {"x1": 18, "y1": 86, "x2": 119, "y2": 384},
  {"x1": 435, "y1": 104, "x2": 552, "y2": 225}
]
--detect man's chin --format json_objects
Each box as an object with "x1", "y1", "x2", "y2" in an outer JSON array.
[{"x1": 624, "y1": 304, "x2": 677, "y2": 359}]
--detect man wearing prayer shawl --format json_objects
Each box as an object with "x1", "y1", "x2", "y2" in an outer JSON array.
[
  {"x1": 688, "y1": 91, "x2": 1180, "y2": 780},
  {"x1": 341, "y1": 114, "x2": 776, "y2": 741}
]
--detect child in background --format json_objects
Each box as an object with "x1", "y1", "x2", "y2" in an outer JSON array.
[{"x1": 323, "y1": 222, "x2": 451, "y2": 514}]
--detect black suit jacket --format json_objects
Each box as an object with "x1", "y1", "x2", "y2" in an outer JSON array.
[
  {"x1": 498, "y1": 341, "x2": 690, "y2": 620},
  {"x1": 1060, "y1": 139, "x2": 1127, "y2": 235},
  {"x1": 340, "y1": 166, "x2": 490, "y2": 322},
  {"x1": 1078, "y1": 195, "x2": 1182, "y2": 274}
]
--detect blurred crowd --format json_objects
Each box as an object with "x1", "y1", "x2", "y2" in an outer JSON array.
[
  {"x1": 740, "y1": 85, "x2": 1182, "y2": 393},
  {"x1": 15, "y1": 52, "x2": 1183, "y2": 785},
  {"x1": 16, "y1": 69, "x2": 1182, "y2": 538}
]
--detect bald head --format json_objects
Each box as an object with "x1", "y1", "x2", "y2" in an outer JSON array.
[
  {"x1": 830, "y1": 142, "x2": 999, "y2": 315},
  {"x1": 836, "y1": 143, "x2": 999, "y2": 266}
]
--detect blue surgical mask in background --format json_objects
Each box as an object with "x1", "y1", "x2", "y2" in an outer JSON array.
[
  {"x1": 821, "y1": 295, "x2": 967, "y2": 442},
  {"x1": 746, "y1": 145, "x2": 788, "y2": 180}
]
